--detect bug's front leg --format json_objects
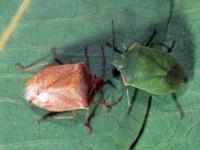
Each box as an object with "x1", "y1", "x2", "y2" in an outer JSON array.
[{"x1": 126, "y1": 88, "x2": 138, "y2": 115}]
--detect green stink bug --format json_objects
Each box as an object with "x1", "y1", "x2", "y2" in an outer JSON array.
[{"x1": 112, "y1": 42, "x2": 187, "y2": 95}]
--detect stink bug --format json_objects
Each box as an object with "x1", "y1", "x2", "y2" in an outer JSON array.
[
  {"x1": 112, "y1": 42, "x2": 187, "y2": 95},
  {"x1": 16, "y1": 47, "x2": 119, "y2": 133},
  {"x1": 107, "y1": 21, "x2": 187, "y2": 96},
  {"x1": 108, "y1": 21, "x2": 187, "y2": 110}
]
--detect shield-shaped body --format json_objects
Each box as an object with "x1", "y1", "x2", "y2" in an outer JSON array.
[
  {"x1": 24, "y1": 63, "x2": 104, "y2": 112},
  {"x1": 113, "y1": 43, "x2": 187, "y2": 95}
]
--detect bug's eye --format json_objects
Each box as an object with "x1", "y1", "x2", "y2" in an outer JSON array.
[{"x1": 112, "y1": 68, "x2": 120, "y2": 77}]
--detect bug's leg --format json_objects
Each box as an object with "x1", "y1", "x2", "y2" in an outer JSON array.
[
  {"x1": 37, "y1": 112, "x2": 59, "y2": 123},
  {"x1": 171, "y1": 93, "x2": 184, "y2": 118},
  {"x1": 126, "y1": 88, "x2": 139, "y2": 115},
  {"x1": 83, "y1": 93, "x2": 119, "y2": 133},
  {"x1": 84, "y1": 93, "x2": 111, "y2": 133},
  {"x1": 103, "y1": 80, "x2": 124, "y2": 110},
  {"x1": 51, "y1": 47, "x2": 74, "y2": 64},
  {"x1": 84, "y1": 92, "x2": 123, "y2": 133},
  {"x1": 145, "y1": 29, "x2": 157, "y2": 46},
  {"x1": 37, "y1": 110, "x2": 77, "y2": 123},
  {"x1": 167, "y1": 40, "x2": 176, "y2": 53},
  {"x1": 111, "y1": 20, "x2": 116, "y2": 49},
  {"x1": 105, "y1": 79, "x2": 117, "y2": 89},
  {"x1": 126, "y1": 88, "x2": 131, "y2": 108},
  {"x1": 106, "y1": 42, "x2": 123, "y2": 54},
  {"x1": 100, "y1": 46, "x2": 106, "y2": 78},
  {"x1": 101, "y1": 93, "x2": 124, "y2": 112},
  {"x1": 84, "y1": 108, "x2": 92, "y2": 134},
  {"x1": 88, "y1": 95, "x2": 104, "y2": 119},
  {"x1": 16, "y1": 62, "x2": 49, "y2": 71},
  {"x1": 50, "y1": 48, "x2": 64, "y2": 65},
  {"x1": 152, "y1": 40, "x2": 176, "y2": 53},
  {"x1": 83, "y1": 46, "x2": 90, "y2": 70},
  {"x1": 130, "y1": 96, "x2": 152, "y2": 150}
]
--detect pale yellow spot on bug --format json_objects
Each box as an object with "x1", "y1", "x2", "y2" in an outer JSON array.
[
  {"x1": 38, "y1": 93, "x2": 49, "y2": 103},
  {"x1": 0, "y1": 0, "x2": 32, "y2": 51},
  {"x1": 24, "y1": 85, "x2": 37, "y2": 102}
]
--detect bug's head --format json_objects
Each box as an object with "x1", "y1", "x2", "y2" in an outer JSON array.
[
  {"x1": 166, "y1": 64, "x2": 188, "y2": 89},
  {"x1": 112, "y1": 54, "x2": 124, "y2": 71}
]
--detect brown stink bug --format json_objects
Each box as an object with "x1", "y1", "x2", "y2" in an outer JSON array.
[{"x1": 16, "y1": 47, "x2": 121, "y2": 133}]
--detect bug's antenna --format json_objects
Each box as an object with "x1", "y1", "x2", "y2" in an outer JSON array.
[
  {"x1": 111, "y1": 20, "x2": 115, "y2": 50},
  {"x1": 106, "y1": 20, "x2": 123, "y2": 54},
  {"x1": 84, "y1": 46, "x2": 90, "y2": 70},
  {"x1": 129, "y1": 96, "x2": 152, "y2": 150}
]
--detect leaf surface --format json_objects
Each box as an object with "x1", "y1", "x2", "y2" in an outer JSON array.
[{"x1": 0, "y1": 0, "x2": 198, "y2": 150}]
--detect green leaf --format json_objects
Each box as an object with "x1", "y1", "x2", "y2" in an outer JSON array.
[{"x1": 0, "y1": 0, "x2": 199, "y2": 150}]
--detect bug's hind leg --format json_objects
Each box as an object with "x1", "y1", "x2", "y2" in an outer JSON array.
[
  {"x1": 130, "y1": 96, "x2": 152, "y2": 149},
  {"x1": 84, "y1": 108, "x2": 92, "y2": 134},
  {"x1": 171, "y1": 93, "x2": 184, "y2": 118},
  {"x1": 37, "y1": 110, "x2": 77, "y2": 124}
]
